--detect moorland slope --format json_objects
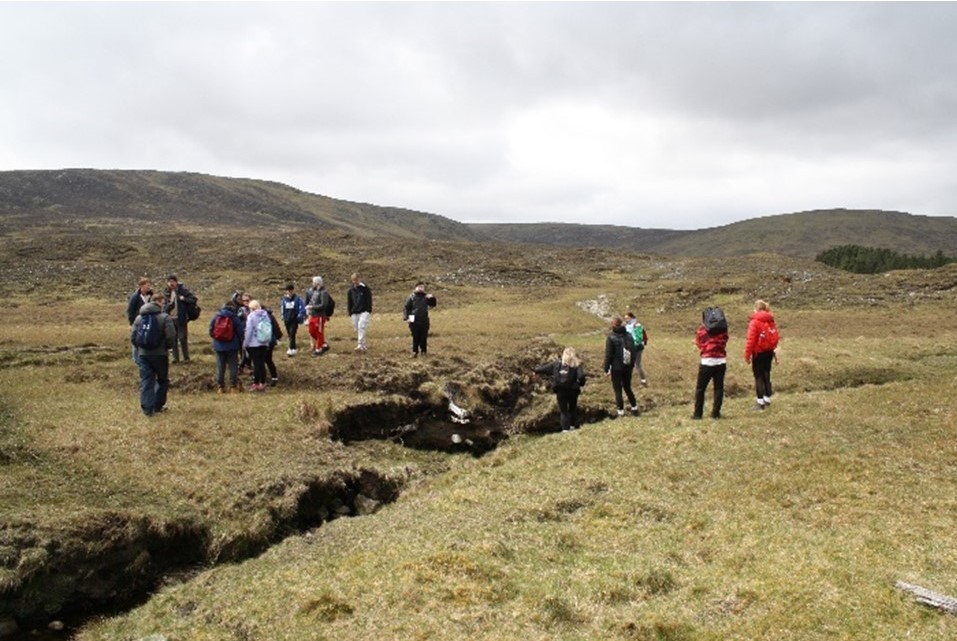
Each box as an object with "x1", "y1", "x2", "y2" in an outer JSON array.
[{"x1": 3, "y1": 169, "x2": 956, "y2": 258}]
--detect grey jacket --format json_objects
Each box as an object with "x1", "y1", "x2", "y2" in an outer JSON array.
[{"x1": 130, "y1": 302, "x2": 177, "y2": 356}]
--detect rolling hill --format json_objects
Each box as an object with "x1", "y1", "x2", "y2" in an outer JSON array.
[{"x1": 2, "y1": 169, "x2": 955, "y2": 259}]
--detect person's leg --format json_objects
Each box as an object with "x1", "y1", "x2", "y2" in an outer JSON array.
[
  {"x1": 420, "y1": 321, "x2": 429, "y2": 354},
  {"x1": 226, "y1": 350, "x2": 239, "y2": 389},
  {"x1": 285, "y1": 321, "x2": 298, "y2": 352},
  {"x1": 621, "y1": 366, "x2": 638, "y2": 410},
  {"x1": 556, "y1": 392, "x2": 572, "y2": 430},
  {"x1": 568, "y1": 390, "x2": 580, "y2": 428},
  {"x1": 693, "y1": 364, "x2": 711, "y2": 419},
  {"x1": 152, "y1": 356, "x2": 170, "y2": 411},
  {"x1": 170, "y1": 323, "x2": 181, "y2": 362},
  {"x1": 610, "y1": 370, "x2": 625, "y2": 411},
  {"x1": 634, "y1": 350, "x2": 647, "y2": 383},
  {"x1": 215, "y1": 351, "x2": 226, "y2": 390},
  {"x1": 180, "y1": 322, "x2": 190, "y2": 362},
  {"x1": 265, "y1": 345, "x2": 277, "y2": 383},
  {"x1": 317, "y1": 316, "x2": 328, "y2": 352},
  {"x1": 249, "y1": 347, "x2": 266, "y2": 386},
  {"x1": 712, "y1": 363, "x2": 727, "y2": 418},
  {"x1": 308, "y1": 316, "x2": 320, "y2": 352},
  {"x1": 357, "y1": 311, "x2": 370, "y2": 350},
  {"x1": 139, "y1": 358, "x2": 157, "y2": 415}
]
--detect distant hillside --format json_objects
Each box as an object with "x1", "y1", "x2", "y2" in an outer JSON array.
[
  {"x1": 3, "y1": 170, "x2": 955, "y2": 259},
  {"x1": 470, "y1": 209, "x2": 957, "y2": 259},
  {"x1": 0, "y1": 169, "x2": 487, "y2": 242}
]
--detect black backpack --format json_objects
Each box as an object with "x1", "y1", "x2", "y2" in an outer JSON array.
[
  {"x1": 703, "y1": 306, "x2": 728, "y2": 333},
  {"x1": 133, "y1": 313, "x2": 164, "y2": 349},
  {"x1": 553, "y1": 364, "x2": 580, "y2": 391},
  {"x1": 325, "y1": 292, "x2": 336, "y2": 317}
]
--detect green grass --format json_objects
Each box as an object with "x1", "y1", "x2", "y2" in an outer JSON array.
[{"x1": 2, "y1": 243, "x2": 957, "y2": 639}]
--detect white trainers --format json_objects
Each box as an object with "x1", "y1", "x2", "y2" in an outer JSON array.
[
  {"x1": 287, "y1": 348, "x2": 297, "y2": 356},
  {"x1": 616, "y1": 409, "x2": 625, "y2": 417}
]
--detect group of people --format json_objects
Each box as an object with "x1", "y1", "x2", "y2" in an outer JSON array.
[
  {"x1": 534, "y1": 300, "x2": 779, "y2": 431},
  {"x1": 128, "y1": 274, "x2": 439, "y2": 411}
]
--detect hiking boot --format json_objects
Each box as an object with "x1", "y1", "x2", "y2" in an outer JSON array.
[
  {"x1": 270, "y1": 378, "x2": 278, "y2": 387},
  {"x1": 229, "y1": 385, "x2": 242, "y2": 394},
  {"x1": 216, "y1": 385, "x2": 225, "y2": 394}
]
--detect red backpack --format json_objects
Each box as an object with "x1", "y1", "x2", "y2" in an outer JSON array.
[
  {"x1": 757, "y1": 320, "x2": 779, "y2": 352},
  {"x1": 212, "y1": 314, "x2": 234, "y2": 342}
]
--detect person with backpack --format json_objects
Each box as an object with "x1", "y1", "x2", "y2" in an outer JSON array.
[
  {"x1": 347, "y1": 273, "x2": 373, "y2": 352},
  {"x1": 126, "y1": 276, "x2": 153, "y2": 365},
  {"x1": 305, "y1": 276, "x2": 334, "y2": 356},
  {"x1": 744, "y1": 299, "x2": 780, "y2": 411},
  {"x1": 243, "y1": 300, "x2": 272, "y2": 391},
  {"x1": 693, "y1": 306, "x2": 729, "y2": 420},
  {"x1": 603, "y1": 316, "x2": 639, "y2": 417},
  {"x1": 164, "y1": 274, "x2": 198, "y2": 364},
  {"x1": 279, "y1": 283, "x2": 306, "y2": 356},
  {"x1": 210, "y1": 298, "x2": 244, "y2": 394},
  {"x1": 403, "y1": 282, "x2": 437, "y2": 357},
  {"x1": 624, "y1": 311, "x2": 649, "y2": 387},
  {"x1": 130, "y1": 290, "x2": 176, "y2": 416},
  {"x1": 534, "y1": 347, "x2": 587, "y2": 432}
]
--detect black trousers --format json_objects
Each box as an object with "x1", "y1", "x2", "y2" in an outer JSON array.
[
  {"x1": 610, "y1": 368, "x2": 637, "y2": 410},
  {"x1": 247, "y1": 346, "x2": 268, "y2": 385},
  {"x1": 410, "y1": 322, "x2": 430, "y2": 354},
  {"x1": 555, "y1": 389, "x2": 580, "y2": 430},
  {"x1": 751, "y1": 351, "x2": 774, "y2": 399},
  {"x1": 694, "y1": 363, "x2": 726, "y2": 418},
  {"x1": 285, "y1": 320, "x2": 299, "y2": 351}
]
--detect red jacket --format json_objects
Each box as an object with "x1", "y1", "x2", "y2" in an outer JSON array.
[
  {"x1": 696, "y1": 326, "x2": 728, "y2": 359},
  {"x1": 745, "y1": 310, "x2": 778, "y2": 361}
]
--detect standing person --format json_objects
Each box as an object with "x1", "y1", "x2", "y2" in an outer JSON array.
[
  {"x1": 279, "y1": 283, "x2": 306, "y2": 356},
  {"x1": 744, "y1": 299, "x2": 780, "y2": 411},
  {"x1": 693, "y1": 307, "x2": 729, "y2": 420},
  {"x1": 603, "y1": 316, "x2": 639, "y2": 417},
  {"x1": 263, "y1": 304, "x2": 282, "y2": 386},
  {"x1": 243, "y1": 300, "x2": 272, "y2": 391},
  {"x1": 236, "y1": 292, "x2": 252, "y2": 373},
  {"x1": 210, "y1": 298, "x2": 244, "y2": 394},
  {"x1": 347, "y1": 273, "x2": 373, "y2": 352},
  {"x1": 130, "y1": 291, "x2": 176, "y2": 416},
  {"x1": 534, "y1": 347, "x2": 587, "y2": 432},
  {"x1": 624, "y1": 311, "x2": 649, "y2": 387},
  {"x1": 403, "y1": 282, "x2": 436, "y2": 357},
  {"x1": 305, "y1": 276, "x2": 333, "y2": 356},
  {"x1": 126, "y1": 277, "x2": 153, "y2": 365},
  {"x1": 164, "y1": 274, "x2": 197, "y2": 363}
]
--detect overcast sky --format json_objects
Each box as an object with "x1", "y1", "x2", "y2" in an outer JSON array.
[{"x1": 2, "y1": 2, "x2": 956, "y2": 230}]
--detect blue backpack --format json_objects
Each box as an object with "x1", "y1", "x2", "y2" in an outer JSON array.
[{"x1": 133, "y1": 313, "x2": 164, "y2": 349}]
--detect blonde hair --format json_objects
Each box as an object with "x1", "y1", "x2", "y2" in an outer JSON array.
[
  {"x1": 755, "y1": 299, "x2": 770, "y2": 312},
  {"x1": 248, "y1": 300, "x2": 262, "y2": 311},
  {"x1": 561, "y1": 347, "x2": 581, "y2": 368}
]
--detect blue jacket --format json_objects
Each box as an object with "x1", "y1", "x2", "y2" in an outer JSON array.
[
  {"x1": 279, "y1": 293, "x2": 306, "y2": 324},
  {"x1": 209, "y1": 307, "x2": 243, "y2": 352}
]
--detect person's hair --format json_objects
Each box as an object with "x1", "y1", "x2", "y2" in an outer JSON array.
[
  {"x1": 624, "y1": 311, "x2": 635, "y2": 320},
  {"x1": 138, "y1": 277, "x2": 151, "y2": 287},
  {"x1": 248, "y1": 300, "x2": 262, "y2": 311},
  {"x1": 415, "y1": 281, "x2": 425, "y2": 288},
  {"x1": 351, "y1": 273, "x2": 359, "y2": 280},
  {"x1": 285, "y1": 283, "x2": 295, "y2": 290},
  {"x1": 152, "y1": 291, "x2": 166, "y2": 302},
  {"x1": 561, "y1": 347, "x2": 580, "y2": 368},
  {"x1": 166, "y1": 274, "x2": 178, "y2": 282},
  {"x1": 312, "y1": 276, "x2": 323, "y2": 287},
  {"x1": 610, "y1": 315, "x2": 623, "y2": 327},
  {"x1": 755, "y1": 299, "x2": 770, "y2": 312}
]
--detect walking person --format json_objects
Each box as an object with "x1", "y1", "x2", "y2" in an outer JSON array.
[
  {"x1": 534, "y1": 347, "x2": 587, "y2": 432},
  {"x1": 126, "y1": 276, "x2": 153, "y2": 365},
  {"x1": 744, "y1": 299, "x2": 780, "y2": 411},
  {"x1": 347, "y1": 273, "x2": 373, "y2": 352},
  {"x1": 604, "y1": 316, "x2": 639, "y2": 417},
  {"x1": 243, "y1": 300, "x2": 272, "y2": 391},
  {"x1": 164, "y1": 274, "x2": 198, "y2": 363},
  {"x1": 693, "y1": 307, "x2": 729, "y2": 420},
  {"x1": 130, "y1": 290, "x2": 176, "y2": 416},
  {"x1": 210, "y1": 298, "x2": 244, "y2": 394},
  {"x1": 624, "y1": 311, "x2": 649, "y2": 387},
  {"x1": 279, "y1": 283, "x2": 306, "y2": 356},
  {"x1": 403, "y1": 282, "x2": 436, "y2": 357},
  {"x1": 305, "y1": 276, "x2": 333, "y2": 356}
]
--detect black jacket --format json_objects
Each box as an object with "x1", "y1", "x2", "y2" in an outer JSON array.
[
  {"x1": 535, "y1": 360, "x2": 586, "y2": 392},
  {"x1": 127, "y1": 290, "x2": 151, "y2": 325},
  {"x1": 604, "y1": 325, "x2": 636, "y2": 373},
  {"x1": 347, "y1": 283, "x2": 373, "y2": 315},
  {"x1": 403, "y1": 291, "x2": 436, "y2": 325}
]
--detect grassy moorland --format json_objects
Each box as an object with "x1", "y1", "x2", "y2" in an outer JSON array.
[{"x1": 1, "y1": 225, "x2": 956, "y2": 640}]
